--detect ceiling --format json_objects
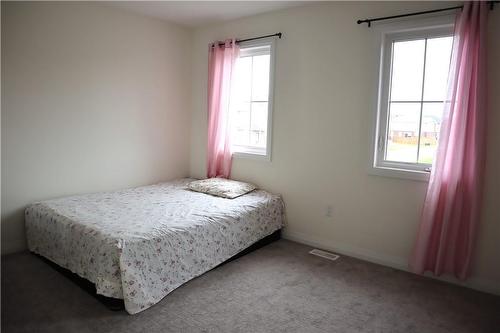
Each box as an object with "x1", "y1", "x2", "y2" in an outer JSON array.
[{"x1": 106, "y1": 1, "x2": 312, "y2": 28}]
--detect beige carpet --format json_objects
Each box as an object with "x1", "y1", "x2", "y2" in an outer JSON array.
[{"x1": 2, "y1": 240, "x2": 499, "y2": 333}]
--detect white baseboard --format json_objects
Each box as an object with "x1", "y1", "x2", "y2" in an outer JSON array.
[{"x1": 282, "y1": 230, "x2": 500, "y2": 296}]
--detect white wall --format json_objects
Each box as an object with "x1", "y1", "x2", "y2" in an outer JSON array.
[
  {"x1": 189, "y1": 2, "x2": 500, "y2": 294},
  {"x1": 1, "y1": 2, "x2": 192, "y2": 253}
]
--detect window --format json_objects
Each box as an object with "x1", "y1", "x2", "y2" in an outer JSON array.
[
  {"x1": 371, "y1": 22, "x2": 454, "y2": 180},
  {"x1": 229, "y1": 39, "x2": 275, "y2": 159}
]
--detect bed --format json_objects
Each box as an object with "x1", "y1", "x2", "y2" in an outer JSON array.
[{"x1": 25, "y1": 178, "x2": 285, "y2": 314}]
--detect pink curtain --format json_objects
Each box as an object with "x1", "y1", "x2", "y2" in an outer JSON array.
[
  {"x1": 206, "y1": 39, "x2": 239, "y2": 179},
  {"x1": 410, "y1": 2, "x2": 488, "y2": 280}
]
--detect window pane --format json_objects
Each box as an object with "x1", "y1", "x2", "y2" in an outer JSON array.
[
  {"x1": 232, "y1": 57, "x2": 252, "y2": 102},
  {"x1": 250, "y1": 102, "x2": 268, "y2": 148},
  {"x1": 418, "y1": 103, "x2": 443, "y2": 164},
  {"x1": 423, "y1": 36, "x2": 453, "y2": 101},
  {"x1": 229, "y1": 44, "x2": 273, "y2": 153},
  {"x1": 251, "y1": 55, "x2": 270, "y2": 101},
  {"x1": 231, "y1": 102, "x2": 250, "y2": 146},
  {"x1": 386, "y1": 102, "x2": 420, "y2": 163},
  {"x1": 390, "y1": 39, "x2": 425, "y2": 101},
  {"x1": 250, "y1": 130, "x2": 267, "y2": 148}
]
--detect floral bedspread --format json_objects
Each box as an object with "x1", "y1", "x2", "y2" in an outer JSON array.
[{"x1": 25, "y1": 179, "x2": 284, "y2": 314}]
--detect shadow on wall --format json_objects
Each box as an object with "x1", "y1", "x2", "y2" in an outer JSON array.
[{"x1": 1, "y1": 209, "x2": 27, "y2": 254}]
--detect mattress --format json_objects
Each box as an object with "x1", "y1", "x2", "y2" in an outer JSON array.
[{"x1": 25, "y1": 178, "x2": 284, "y2": 314}]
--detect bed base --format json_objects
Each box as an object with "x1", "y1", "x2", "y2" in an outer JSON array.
[{"x1": 36, "y1": 229, "x2": 281, "y2": 311}]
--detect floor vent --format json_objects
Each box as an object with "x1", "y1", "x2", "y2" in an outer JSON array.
[{"x1": 309, "y1": 249, "x2": 340, "y2": 261}]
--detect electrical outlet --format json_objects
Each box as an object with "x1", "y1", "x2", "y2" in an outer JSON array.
[{"x1": 325, "y1": 205, "x2": 333, "y2": 218}]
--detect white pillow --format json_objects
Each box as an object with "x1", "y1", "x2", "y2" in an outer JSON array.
[{"x1": 187, "y1": 178, "x2": 256, "y2": 199}]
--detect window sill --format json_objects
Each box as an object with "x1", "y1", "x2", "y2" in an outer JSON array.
[
  {"x1": 368, "y1": 165, "x2": 430, "y2": 182},
  {"x1": 232, "y1": 151, "x2": 271, "y2": 161}
]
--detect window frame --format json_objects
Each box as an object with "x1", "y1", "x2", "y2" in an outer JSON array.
[
  {"x1": 369, "y1": 17, "x2": 455, "y2": 181},
  {"x1": 231, "y1": 37, "x2": 276, "y2": 161}
]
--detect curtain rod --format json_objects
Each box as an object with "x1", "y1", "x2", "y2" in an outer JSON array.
[
  {"x1": 213, "y1": 32, "x2": 282, "y2": 47},
  {"x1": 357, "y1": 1, "x2": 499, "y2": 27}
]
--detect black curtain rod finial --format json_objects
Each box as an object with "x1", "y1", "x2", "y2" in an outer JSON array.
[{"x1": 357, "y1": 19, "x2": 371, "y2": 27}]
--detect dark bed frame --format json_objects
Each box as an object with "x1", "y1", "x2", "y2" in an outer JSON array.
[{"x1": 36, "y1": 229, "x2": 281, "y2": 311}]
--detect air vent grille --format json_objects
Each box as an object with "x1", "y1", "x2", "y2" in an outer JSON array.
[{"x1": 309, "y1": 249, "x2": 340, "y2": 261}]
